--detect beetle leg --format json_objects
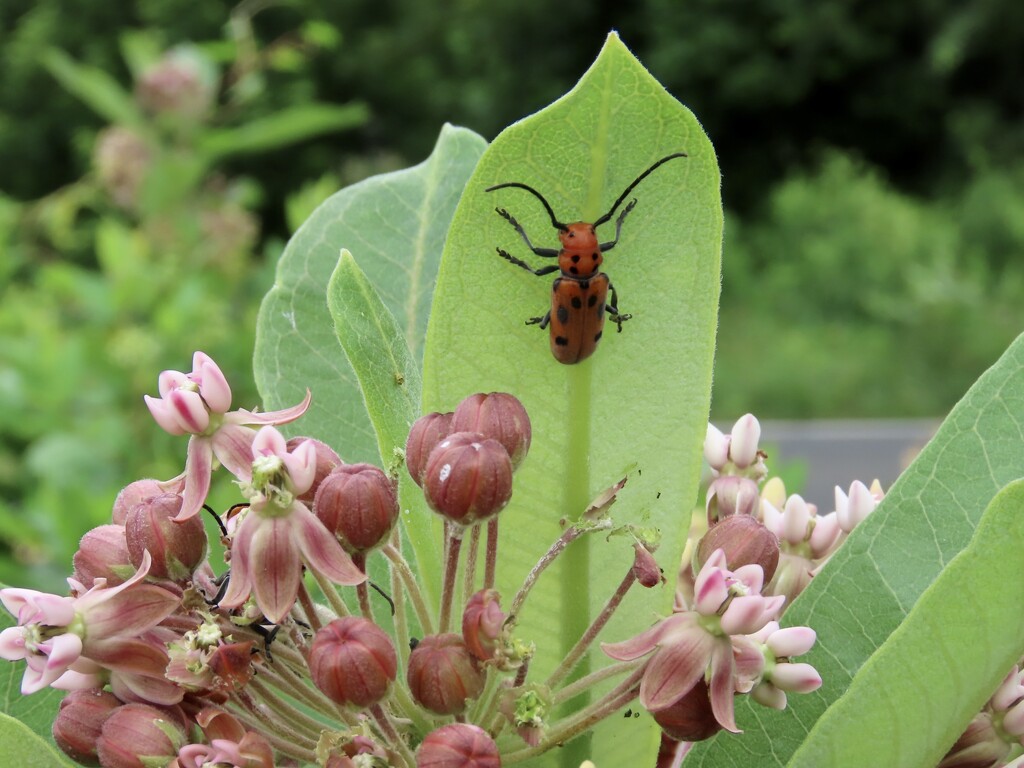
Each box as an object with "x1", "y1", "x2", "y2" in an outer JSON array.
[
  {"x1": 606, "y1": 282, "x2": 632, "y2": 332},
  {"x1": 495, "y1": 208, "x2": 560, "y2": 257},
  {"x1": 497, "y1": 248, "x2": 560, "y2": 277},
  {"x1": 598, "y1": 198, "x2": 638, "y2": 251},
  {"x1": 526, "y1": 311, "x2": 551, "y2": 329}
]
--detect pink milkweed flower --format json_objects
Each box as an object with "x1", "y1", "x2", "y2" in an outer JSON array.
[
  {"x1": 602, "y1": 549, "x2": 784, "y2": 733},
  {"x1": 219, "y1": 427, "x2": 366, "y2": 623},
  {"x1": 0, "y1": 552, "x2": 180, "y2": 696},
  {"x1": 144, "y1": 351, "x2": 311, "y2": 522},
  {"x1": 745, "y1": 621, "x2": 821, "y2": 710}
]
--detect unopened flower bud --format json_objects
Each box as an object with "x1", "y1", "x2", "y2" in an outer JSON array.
[
  {"x1": 423, "y1": 433, "x2": 513, "y2": 526},
  {"x1": 53, "y1": 689, "x2": 122, "y2": 766},
  {"x1": 697, "y1": 515, "x2": 780, "y2": 582},
  {"x1": 462, "y1": 589, "x2": 505, "y2": 660},
  {"x1": 72, "y1": 524, "x2": 133, "y2": 588},
  {"x1": 407, "y1": 633, "x2": 484, "y2": 715},
  {"x1": 287, "y1": 437, "x2": 343, "y2": 504},
  {"x1": 314, "y1": 464, "x2": 398, "y2": 554},
  {"x1": 93, "y1": 127, "x2": 151, "y2": 209},
  {"x1": 416, "y1": 723, "x2": 500, "y2": 768},
  {"x1": 135, "y1": 48, "x2": 215, "y2": 121},
  {"x1": 706, "y1": 475, "x2": 760, "y2": 524},
  {"x1": 406, "y1": 412, "x2": 453, "y2": 486},
  {"x1": 96, "y1": 703, "x2": 186, "y2": 768},
  {"x1": 450, "y1": 392, "x2": 531, "y2": 470},
  {"x1": 112, "y1": 479, "x2": 165, "y2": 525},
  {"x1": 651, "y1": 679, "x2": 722, "y2": 742},
  {"x1": 310, "y1": 617, "x2": 397, "y2": 707},
  {"x1": 632, "y1": 543, "x2": 664, "y2": 588},
  {"x1": 125, "y1": 494, "x2": 207, "y2": 582}
]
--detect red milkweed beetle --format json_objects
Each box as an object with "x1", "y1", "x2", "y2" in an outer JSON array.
[{"x1": 486, "y1": 152, "x2": 686, "y2": 364}]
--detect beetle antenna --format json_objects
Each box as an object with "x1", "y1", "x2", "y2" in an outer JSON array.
[
  {"x1": 486, "y1": 182, "x2": 568, "y2": 231},
  {"x1": 593, "y1": 152, "x2": 687, "y2": 228}
]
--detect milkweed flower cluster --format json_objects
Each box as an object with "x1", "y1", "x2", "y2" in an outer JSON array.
[{"x1": 2, "y1": 358, "x2": 846, "y2": 767}]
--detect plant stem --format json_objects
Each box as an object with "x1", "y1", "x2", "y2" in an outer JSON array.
[
  {"x1": 381, "y1": 542, "x2": 435, "y2": 635},
  {"x1": 438, "y1": 523, "x2": 464, "y2": 633},
  {"x1": 485, "y1": 517, "x2": 499, "y2": 590},
  {"x1": 546, "y1": 570, "x2": 637, "y2": 690},
  {"x1": 551, "y1": 659, "x2": 643, "y2": 705},
  {"x1": 463, "y1": 522, "x2": 482, "y2": 606},
  {"x1": 311, "y1": 568, "x2": 351, "y2": 620},
  {"x1": 296, "y1": 581, "x2": 322, "y2": 633},
  {"x1": 353, "y1": 552, "x2": 373, "y2": 619}
]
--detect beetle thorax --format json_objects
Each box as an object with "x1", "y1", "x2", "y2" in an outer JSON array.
[{"x1": 558, "y1": 222, "x2": 602, "y2": 277}]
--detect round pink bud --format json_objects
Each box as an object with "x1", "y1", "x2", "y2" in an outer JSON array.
[
  {"x1": 96, "y1": 703, "x2": 186, "y2": 768},
  {"x1": 706, "y1": 475, "x2": 760, "y2": 524},
  {"x1": 652, "y1": 679, "x2": 722, "y2": 742},
  {"x1": 53, "y1": 689, "x2": 122, "y2": 766},
  {"x1": 423, "y1": 433, "x2": 513, "y2": 526},
  {"x1": 125, "y1": 494, "x2": 207, "y2": 582},
  {"x1": 406, "y1": 412, "x2": 453, "y2": 486},
  {"x1": 310, "y1": 617, "x2": 398, "y2": 707},
  {"x1": 450, "y1": 392, "x2": 531, "y2": 470},
  {"x1": 697, "y1": 515, "x2": 780, "y2": 583},
  {"x1": 416, "y1": 724, "x2": 500, "y2": 768},
  {"x1": 632, "y1": 543, "x2": 664, "y2": 588},
  {"x1": 111, "y1": 479, "x2": 165, "y2": 525},
  {"x1": 407, "y1": 634, "x2": 485, "y2": 715},
  {"x1": 462, "y1": 589, "x2": 505, "y2": 661},
  {"x1": 314, "y1": 464, "x2": 399, "y2": 554},
  {"x1": 72, "y1": 524, "x2": 133, "y2": 588},
  {"x1": 287, "y1": 437, "x2": 343, "y2": 504}
]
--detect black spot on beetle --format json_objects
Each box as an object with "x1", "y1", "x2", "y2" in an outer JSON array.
[
  {"x1": 571, "y1": 254, "x2": 580, "y2": 263},
  {"x1": 579, "y1": 279, "x2": 590, "y2": 290},
  {"x1": 588, "y1": 294, "x2": 597, "y2": 307},
  {"x1": 569, "y1": 266, "x2": 579, "y2": 275},
  {"x1": 592, "y1": 252, "x2": 600, "y2": 260},
  {"x1": 556, "y1": 305, "x2": 569, "y2": 324},
  {"x1": 594, "y1": 331, "x2": 603, "y2": 343},
  {"x1": 571, "y1": 297, "x2": 582, "y2": 309},
  {"x1": 555, "y1": 336, "x2": 569, "y2": 346}
]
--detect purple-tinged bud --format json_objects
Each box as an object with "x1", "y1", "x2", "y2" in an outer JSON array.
[
  {"x1": 450, "y1": 392, "x2": 531, "y2": 470},
  {"x1": 704, "y1": 423, "x2": 730, "y2": 471},
  {"x1": 112, "y1": 479, "x2": 165, "y2": 525},
  {"x1": 53, "y1": 689, "x2": 122, "y2": 766},
  {"x1": 462, "y1": 589, "x2": 505, "y2": 660},
  {"x1": 72, "y1": 525, "x2": 133, "y2": 588},
  {"x1": 697, "y1": 515, "x2": 780, "y2": 583},
  {"x1": 135, "y1": 48, "x2": 215, "y2": 121},
  {"x1": 314, "y1": 464, "x2": 398, "y2": 554},
  {"x1": 406, "y1": 412, "x2": 453, "y2": 486},
  {"x1": 125, "y1": 494, "x2": 207, "y2": 582},
  {"x1": 729, "y1": 414, "x2": 761, "y2": 469},
  {"x1": 706, "y1": 475, "x2": 760, "y2": 524},
  {"x1": 416, "y1": 723, "x2": 500, "y2": 768},
  {"x1": 632, "y1": 543, "x2": 664, "y2": 588},
  {"x1": 652, "y1": 679, "x2": 722, "y2": 742},
  {"x1": 423, "y1": 433, "x2": 513, "y2": 526},
  {"x1": 310, "y1": 617, "x2": 397, "y2": 707},
  {"x1": 407, "y1": 633, "x2": 485, "y2": 715},
  {"x1": 96, "y1": 703, "x2": 186, "y2": 768},
  {"x1": 287, "y1": 437, "x2": 343, "y2": 504}
]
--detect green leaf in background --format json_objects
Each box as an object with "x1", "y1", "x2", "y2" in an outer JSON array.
[
  {"x1": 0, "y1": 712, "x2": 72, "y2": 768},
  {"x1": 788, "y1": 478, "x2": 1024, "y2": 767},
  {"x1": 253, "y1": 124, "x2": 487, "y2": 466},
  {"x1": 197, "y1": 102, "x2": 370, "y2": 163},
  {"x1": 686, "y1": 330, "x2": 1024, "y2": 766},
  {"x1": 420, "y1": 33, "x2": 721, "y2": 767},
  {"x1": 42, "y1": 49, "x2": 144, "y2": 129}
]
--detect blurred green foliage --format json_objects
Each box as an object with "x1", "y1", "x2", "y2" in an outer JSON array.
[{"x1": 0, "y1": 1, "x2": 1022, "y2": 588}]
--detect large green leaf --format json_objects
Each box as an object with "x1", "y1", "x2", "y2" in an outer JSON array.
[
  {"x1": 420, "y1": 34, "x2": 721, "y2": 768},
  {"x1": 0, "y1": 713, "x2": 72, "y2": 768},
  {"x1": 253, "y1": 124, "x2": 487, "y2": 464},
  {"x1": 687, "y1": 330, "x2": 1024, "y2": 766}
]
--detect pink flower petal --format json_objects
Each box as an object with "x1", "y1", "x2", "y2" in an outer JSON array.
[
  {"x1": 293, "y1": 503, "x2": 366, "y2": 587},
  {"x1": 0, "y1": 627, "x2": 27, "y2": 661},
  {"x1": 729, "y1": 414, "x2": 760, "y2": 469},
  {"x1": 210, "y1": 424, "x2": 256, "y2": 482},
  {"x1": 82, "y1": 584, "x2": 180, "y2": 643},
  {"x1": 51, "y1": 668, "x2": 106, "y2": 691},
  {"x1": 770, "y1": 662, "x2": 821, "y2": 693},
  {"x1": 0, "y1": 588, "x2": 76, "y2": 626},
  {"x1": 704, "y1": 424, "x2": 730, "y2": 470},
  {"x1": 248, "y1": 516, "x2": 302, "y2": 624},
  {"x1": 640, "y1": 627, "x2": 716, "y2": 711},
  {"x1": 708, "y1": 640, "x2": 739, "y2": 732},
  {"x1": 694, "y1": 567, "x2": 728, "y2": 615},
  {"x1": 20, "y1": 633, "x2": 82, "y2": 693},
  {"x1": 721, "y1": 595, "x2": 774, "y2": 636},
  {"x1": 283, "y1": 440, "x2": 317, "y2": 495},
  {"x1": 145, "y1": 395, "x2": 189, "y2": 436},
  {"x1": 227, "y1": 389, "x2": 312, "y2": 427},
  {"x1": 252, "y1": 425, "x2": 288, "y2": 458},
  {"x1": 191, "y1": 352, "x2": 232, "y2": 413},
  {"x1": 733, "y1": 564, "x2": 765, "y2": 594},
  {"x1": 782, "y1": 495, "x2": 811, "y2": 544},
  {"x1": 175, "y1": 436, "x2": 214, "y2": 522},
  {"x1": 219, "y1": 514, "x2": 257, "y2": 610},
  {"x1": 109, "y1": 668, "x2": 185, "y2": 705},
  {"x1": 157, "y1": 369, "x2": 189, "y2": 398},
  {"x1": 168, "y1": 389, "x2": 210, "y2": 434},
  {"x1": 766, "y1": 627, "x2": 817, "y2": 658}
]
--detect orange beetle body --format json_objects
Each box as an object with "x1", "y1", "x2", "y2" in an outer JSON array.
[{"x1": 487, "y1": 153, "x2": 686, "y2": 364}]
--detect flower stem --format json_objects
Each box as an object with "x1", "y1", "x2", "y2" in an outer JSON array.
[
  {"x1": 353, "y1": 552, "x2": 373, "y2": 619},
  {"x1": 381, "y1": 542, "x2": 435, "y2": 635},
  {"x1": 438, "y1": 523, "x2": 464, "y2": 633},
  {"x1": 463, "y1": 522, "x2": 482, "y2": 606},
  {"x1": 296, "y1": 580, "x2": 322, "y2": 633},
  {"x1": 551, "y1": 659, "x2": 643, "y2": 705},
  {"x1": 311, "y1": 568, "x2": 351, "y2": 620},
  {"x1": 485, "y1": 517, "x2": 499, "y2": 590},
  {"x1": 546, "y1": 570, "x2": 637, "y2": 690}
]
